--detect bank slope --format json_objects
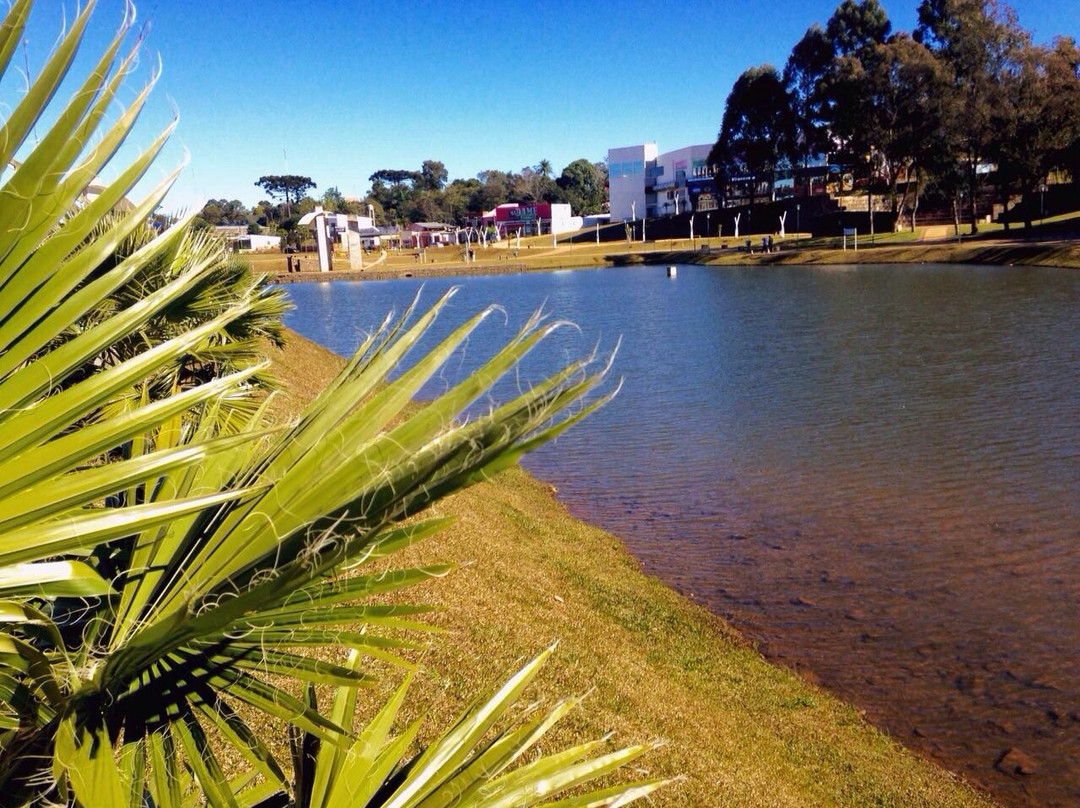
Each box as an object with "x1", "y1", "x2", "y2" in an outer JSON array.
[{"x1": 268, "y1": 328, "x2": 998, "y2": 808}]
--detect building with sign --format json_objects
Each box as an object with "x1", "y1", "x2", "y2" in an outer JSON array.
[
  {"x1": 482, "y1": 202, "x2": 578, "y2": 236},
  {"x1": 607, "y1": 142, "x2": 716, "y2": 221}
]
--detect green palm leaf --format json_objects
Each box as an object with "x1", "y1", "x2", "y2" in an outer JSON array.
[
  {"x1": 288, "y1": 651, "x2": 668, "y2": 808},
  {"x1": 0, "y1": 3, "x2": 660, "y2": 807}
]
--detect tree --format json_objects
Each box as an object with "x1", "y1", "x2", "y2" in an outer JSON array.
[
  {"x1": 821, "y1": 0, "x2": 893, "y2": 163},
  {"x1": 556, "y1": 158, "x2": 606, "y2": 214},
  {"x1": 594, "y1": 159, "x2": 610, "y2": 211},
  {"x1": 992, "y1": 38, "x2": 1080, "y2": 228},
  {"x1": 363, "y1": 194, "x2": 387, "y2": 224},
  {"x1": 320, "y1": 185, "x2": 346, "y2": 211},
  {"x1": 915, "y1": 0, "x2": 1028, "y2": 232},
  {"x1": 412, "y1": 189, "x2": 447, "y2": 222},
  {"x1": 198, "y1": 198, "x2": 251, "y2": 226},
  {"x1": 473, "y1": 169, "x2": 516, "y2": 211},
  {"x1": 1045, "y1": 37, "x2": 1080, "y2": 185},
  {"x1": 514, "y1": 165, "x2": 554, "y2": 202},
  {"x1": 199, "y1": 198, "x2": 224, "y2": 224},
  {"x1": 826, "y1": 0, "x2": 892, "y2": 59},
  {"x1": 0, "y1": 4, "x2": 662, "y2": 806},
  {"x1": 783, "y1": 24, "x2": 835, "y2": 170},
  {"x1": 709, "y1": 65, "x2": 794, "y2": 205},
  {"x1": 418, "y1": 158, "x2": 448, "y2": 191},
  {"x1": 816, "y1": 0, "x2": 895, "y2": 236},
  {"x1": 444, "y1": 177, "x2": 481, "y2": 224},
  {"x1": 253, "y1": 198, "x2": 278, "y2": 227},
  {"x1": 254, "y1": 174, "x2": 316, "y2": 218},
  {"x1": 368, "y1": 168, "x2": 421, "y2": 186},
  {"x1": 865, "y1": 34, "x2": 950, "y2": 228}
]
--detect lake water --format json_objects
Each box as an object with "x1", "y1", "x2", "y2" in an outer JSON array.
[{"x1": 284, "y1": 264, "x2": 1080, "y2": 808}]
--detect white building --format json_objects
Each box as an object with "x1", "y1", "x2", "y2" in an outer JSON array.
[
  {"x1": 607, "y1": 142, "x2": 715, "y2": 221},
  {"x1": 230, "y1": 233, "x2": 282, "y2": 251},
  {"x1": 607, "y1": 143, "x2": 657, "y2": 223}
]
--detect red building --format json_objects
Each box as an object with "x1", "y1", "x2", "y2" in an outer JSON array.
[{"x1": 482, "y1": 203, "x2": 575, "y2": 235}]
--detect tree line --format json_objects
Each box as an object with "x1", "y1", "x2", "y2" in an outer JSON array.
[
  {"x1": 710, "y1": 0, "x2": 1080, "y2": 231},
  {"x1": 195, "y1": 158, "x2": 608, "y2": 244}
]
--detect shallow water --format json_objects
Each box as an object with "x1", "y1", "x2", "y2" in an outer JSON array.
[{"x1": 285, "y1": 263, "x2": 1080, "y2": 808}]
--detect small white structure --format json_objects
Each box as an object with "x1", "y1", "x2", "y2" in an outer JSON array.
[
  {"x1": 299, "y1": 208, "x2": 377, "y2": 272},
  {"x1": 667, "y1": 266, "x2": 677, "y2": 277},
  {"x1": 229, "y1": 233, "x2": 281, "y2": 251}
]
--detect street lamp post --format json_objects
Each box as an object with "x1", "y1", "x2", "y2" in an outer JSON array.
[
  {"x1": 867, "y1": 146, "x2": 876, "y2": 245},
  {"x1": 796, "y1": 204, "x2": 801, "y2": 240}
]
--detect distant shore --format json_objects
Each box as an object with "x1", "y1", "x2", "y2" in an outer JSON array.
[
  {"x1": 261, "y1": 232, "x2": 1080, "y2": 284},
  {"x1": 271, "y1": 261, "x2": 533, "y2": 283}
]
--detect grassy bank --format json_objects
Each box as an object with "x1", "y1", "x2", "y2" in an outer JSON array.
[
  {"x1": 639, "y1": 239, "x2": 1080, "y2": 270},
  {"x1": 247, "y1": 215, "x2": 1079, "y2": 282},
  {"x1": 266, "y1": 329, "x2": 998, "y2": 807}
]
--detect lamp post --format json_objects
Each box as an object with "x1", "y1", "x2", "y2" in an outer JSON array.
[
  {"x1": 796, "y1": 204, "x2": 801, "y2": 240},
  {"x1": 866, "y1": 145, "x2": 876, "y2": 245}
]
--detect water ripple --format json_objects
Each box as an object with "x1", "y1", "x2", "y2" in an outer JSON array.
[{"x1": 287, "y1": 263, "x2": 1080, "y2": 808}]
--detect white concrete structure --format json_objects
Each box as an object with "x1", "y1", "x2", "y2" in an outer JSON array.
[
  {"x1": 230, "y1": 233, "x2": 281, "y2": 251},
  {"x1": 299, "y1": 208, "x2": 377, "y2": 272},
  {"x1": 607, "y1": 143, "x2": 658, "y2": 223},
  {"x1": 548, "y1": 203, "x2": 577, "y2": 235},
  {"x1": 607, "y1": 142, "x2": 715, "y2": 221}
]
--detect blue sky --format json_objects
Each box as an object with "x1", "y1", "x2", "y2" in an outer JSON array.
[{"x1": 15, "y1": 0, "x2": 1078, "y2": 212}]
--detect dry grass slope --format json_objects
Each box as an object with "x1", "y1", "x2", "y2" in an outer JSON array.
[{"x1": 265, "y1": 329, "x2": 1000, "y2": 808}]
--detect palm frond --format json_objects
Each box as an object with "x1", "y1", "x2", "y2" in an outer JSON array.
[{"x1": 0, "y1": 3, "x2": 660, "y2": 807}]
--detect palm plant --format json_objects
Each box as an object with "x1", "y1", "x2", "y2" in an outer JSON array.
[
  {"x1": 0, "y1": 2, "x2": 664, "y2": 806},
  {"x1": 72, "y1": 215, "x2": 290, "y2": 420}
]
